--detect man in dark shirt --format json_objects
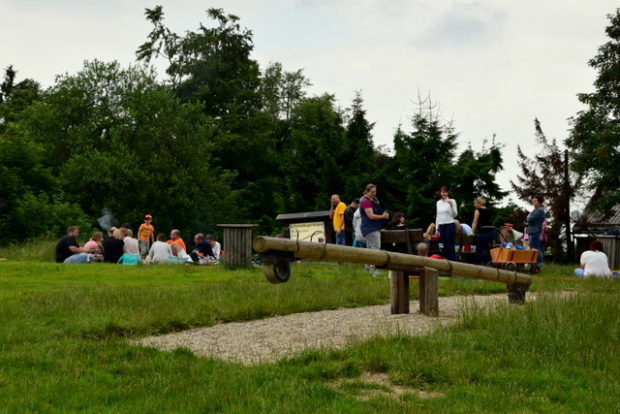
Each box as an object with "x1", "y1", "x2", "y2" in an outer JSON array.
[
  {"x1": 55, "y1": 226, "x2": 92, "y2": 263},
  {"x1": 343, "y1": 198, "x2": 359, "y2": 246},
  {"x1": 190, "y1": 233, "x2": 215, "y2": 263}
]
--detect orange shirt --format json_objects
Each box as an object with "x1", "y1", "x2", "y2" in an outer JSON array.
[
  {"x1": 167, "y1": 238, "x2": 186, "y2": 251},
  {"x1": 138, "y1": 223, "x2": 154, "y2": 242}
]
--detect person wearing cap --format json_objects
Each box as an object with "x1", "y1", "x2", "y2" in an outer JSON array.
[{"x1": 138, "y1": 214, "x2": 155, "y2": 259}]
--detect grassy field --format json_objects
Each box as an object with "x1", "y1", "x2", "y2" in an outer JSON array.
[{"x1": 0, "y1": 244, "x2": 619, "y2": 412}]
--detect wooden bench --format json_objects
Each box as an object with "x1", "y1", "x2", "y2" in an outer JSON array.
[{"x1": 381, "y1": 229, "x2": 424, "y2": 254}]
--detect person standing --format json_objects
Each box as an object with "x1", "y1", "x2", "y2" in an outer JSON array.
[
  {"x1": 525, "y1": 195, "x2": 546, "y2": 266},
  {"x1": 360, "y1": 183, "x2": 389, "y2": 274},
  {"x1": 343, "y1": 198, "x2": 359, "y2": 246},
  {"x1": 471, "y1": 197, "x2": 495, "y2": 265},
  {"x1": 137, "y1": 214, "x2": 155, "y2": 259},
  {"x1": 330, "y1": 194, "x2": 347, "y2": 245},
  {"x1": 352, "y1": 207, "x2": 367, "y2": 248},
  {"x1": 435, "y1": 186, "x2": 458, "y2": 261}
]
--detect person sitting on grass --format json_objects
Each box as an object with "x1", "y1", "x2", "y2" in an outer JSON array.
[
  {"x1": 190, "y1": 233, "x2": 215, "y2": 264},
  {"x1": 55, "y1": 226, "x2": 100, "y2": 263},
  {"x1": 205, "y1": 234, "x2": 221, "y2": 260},
  {"x1": 102, "y1": 227, "x2": 125, "y2": 263},
  {"x1": 147, "y1": 233, "x2": 172, "y2": 264},
  {"x1": 166, "y1": 229, "x2": 187, "y2": 252},
  {"x1": 123, "y1": 228, "x2": 140, "y2": 255},
  {"x1": 574, "y1": 240, "x2": 611, "y2": 278},
  {"x1": 83, "y1": 231, "x2": 104, "y2": 255}
]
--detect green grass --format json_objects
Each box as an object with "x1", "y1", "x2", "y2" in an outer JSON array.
[{"x1": 0, "y1": 248, "x2": 618, "y2": 412}]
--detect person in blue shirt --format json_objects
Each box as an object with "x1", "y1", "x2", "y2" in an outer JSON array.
[{"x1": 525, "y1": 195, "x2": 546, "y2": 266}]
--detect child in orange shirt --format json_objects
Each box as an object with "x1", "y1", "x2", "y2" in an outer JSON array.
[{"x1": 138, "y1": 214, "x2": 155, "y2": 258}]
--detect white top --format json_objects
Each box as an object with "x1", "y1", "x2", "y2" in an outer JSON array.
[
  {"x1": 123, "y1": 237, "x2": 140, "y2": 254},
  {"x1": 211, "y1": 241, "x2": 221, "y2": 259},
  {"x1": 580, "y1": 250, "x2": 611, "y2": 277},
  {"x1": 148, "y1": 241, "x2": 172, "y2": 264},
  {"x1": 436, "y1": 198, "x2": 458, "y2": 225},
  {"x1": 353, "y1": 208, "x2": 365, "y2": 242},
  {"x1": 460, "y1": 223, "x2": 473, "y2": 235}
]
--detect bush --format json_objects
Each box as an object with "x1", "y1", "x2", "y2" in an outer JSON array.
[{"x1": 0, "y1": 192, "x2": 92, "y2": 244}]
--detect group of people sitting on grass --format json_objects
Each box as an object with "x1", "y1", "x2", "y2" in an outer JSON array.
[{"x1": 55, "y1": 216, "x2": 222, "y2": 265}]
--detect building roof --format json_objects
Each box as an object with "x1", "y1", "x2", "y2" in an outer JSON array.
[
  {"x1": 276, "y1": 210, "x2": 331, "y2": 223},
  {"x1": 573, "y1": 204, "x2": 620, "y2": 234}
]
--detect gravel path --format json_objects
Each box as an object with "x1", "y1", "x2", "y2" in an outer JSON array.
[{"x1": 134, "y1": 294, "x2": 512, "y2": 365}]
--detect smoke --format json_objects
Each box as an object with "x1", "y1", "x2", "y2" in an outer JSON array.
[{"x1": 97, "y1": 207, "x2": 119, "y2": 232}]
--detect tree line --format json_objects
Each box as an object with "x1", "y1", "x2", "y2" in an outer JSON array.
[{"x1": 1, "y1": 6, "x2": 618, "y2": 256}]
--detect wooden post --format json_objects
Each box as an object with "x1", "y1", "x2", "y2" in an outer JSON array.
[
  {"x1": 419, "y1": 267, "x2": 439, "y2": 316},
  {"x1": 217, "y1": 224, "x2": 258, "y2": 267},
  {"x1": 390, "y1": 270, "x2": 409, "y2": 314}
]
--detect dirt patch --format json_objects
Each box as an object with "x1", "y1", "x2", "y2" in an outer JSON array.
[{"x1": 332, "y1": 372, "x2": 445, "y2": 401}]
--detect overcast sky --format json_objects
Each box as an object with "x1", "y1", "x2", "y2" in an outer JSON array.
[{"x1": 1, "y1": 0, "x2": 617, "y2": 206}]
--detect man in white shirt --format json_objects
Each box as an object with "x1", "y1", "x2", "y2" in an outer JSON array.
[{"x1": 148, "y1": 233, "x2": 173, "y2": 264}]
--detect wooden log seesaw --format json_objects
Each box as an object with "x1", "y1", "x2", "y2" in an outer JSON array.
[{"x1": 253, "y1": 236, "x2": 533, "y2": 316}]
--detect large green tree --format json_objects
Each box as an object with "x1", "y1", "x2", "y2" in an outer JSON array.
[
  {"x1": 281, "y1": 94, "x2": 348, "y2": 212},
  {"x1": 0, "y1": 67, "x2": 90, "y2": 242},
  {"x1": 20, "y1": 60, "x2": 237, "y2": 234},
  {"x1": 385, "y1": 99, "x2": 506, "y2": 229},
  {"x1": 567, "y1": 8, "x2": 620, "y2": 210},
  {"x1": 340, "y1": 91, "x2": 377, "y2": 201},
  {"x1": 390, "y1": 102, "x2": 458, "y2": 228},
  {"x1": 137, "y1": 6, "x2": 261, "y2": 123}
]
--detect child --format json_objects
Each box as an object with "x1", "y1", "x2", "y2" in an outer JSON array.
[
  {"x1": 83, "y1": 231, "x2": 104, "y2": 255},
  {"x1": 138, "y1": 214, "x2": 155, "y2": 259}
]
